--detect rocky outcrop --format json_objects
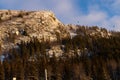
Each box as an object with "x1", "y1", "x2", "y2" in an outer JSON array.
[
  {"x1": 0, "y1": 10, "x2": 69, "y2": 51},
  {"x1": 66, "y1": 24, "x2": 112, "y2": 38}
]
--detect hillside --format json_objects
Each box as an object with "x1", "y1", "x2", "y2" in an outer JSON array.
[
  {"x1": 0, "y1": 10, "x2": 120, "y2": 80},
  {"x1": 0, "y1": 10, "x2": 116, "y2": 52}
]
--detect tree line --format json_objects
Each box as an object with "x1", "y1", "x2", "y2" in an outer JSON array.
[{"x1": 0, "y1": 26, "x2": 120, "y2": 80}]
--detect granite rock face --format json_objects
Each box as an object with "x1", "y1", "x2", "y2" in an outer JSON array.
[{"x1": 0, "y1": 10, "x2": 69, "y2": 51}]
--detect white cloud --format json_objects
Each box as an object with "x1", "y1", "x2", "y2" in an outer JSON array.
[
  {"x1": 72, "y1": 4, "x2": 120, "y2": 31},
  {"x1": 79, "y1": 11, "x2": 107, "y2": 25},
  {"x1": 73, "y1": 5, "x2": 108, "y2": 27},
  {"x1": 54, "y1": 0, "x2": 73, "y2": 13},
  {"x1": 109, "y1": 16, "x2": 120, "y2": 31}
]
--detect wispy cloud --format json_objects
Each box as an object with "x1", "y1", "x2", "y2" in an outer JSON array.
[
  {"x1": 76, "y1": 11, "x2": 107, "y2": 26},
  {"x1": 109, "y1": 16, "x2": 120, "y2": 31},
  {"x1": 73, "y1": 3, "x2": 120, "y2": 31}
]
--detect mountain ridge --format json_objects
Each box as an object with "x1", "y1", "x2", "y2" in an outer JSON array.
[{"x1": 0, "y1": 10, "x2": 119, "y2": 52}]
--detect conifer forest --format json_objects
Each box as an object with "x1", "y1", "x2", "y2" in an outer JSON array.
[{"x1": 0, "y1": 26, "x2": 120, "y2": 80}]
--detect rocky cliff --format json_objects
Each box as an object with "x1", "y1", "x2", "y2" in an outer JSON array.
[{"x1": 0, "y1": 10, "x2": 69, "y2": 51}]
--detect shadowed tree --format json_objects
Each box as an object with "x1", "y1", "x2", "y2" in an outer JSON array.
[{"x1": 0, "y1": 63, "x2": 4, "y2": 80}]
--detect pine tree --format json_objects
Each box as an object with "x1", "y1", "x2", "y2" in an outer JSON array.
[
  {"x1": 16, "y1": 60, "x2": 24, "y2": 80},
  {"x1": 3, "y1": 60, "x2": 11, "y2": 80},
  {"x1": 0, "y1": 63, "x2": 4, "y2": 80}
]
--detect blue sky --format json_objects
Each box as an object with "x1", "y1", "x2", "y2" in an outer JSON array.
[{"x1": 0, "y1": 0, "x2": 120, "y2": 31}]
